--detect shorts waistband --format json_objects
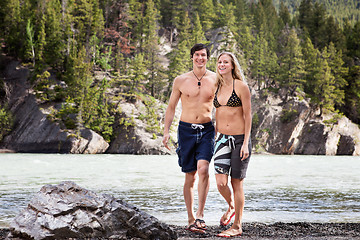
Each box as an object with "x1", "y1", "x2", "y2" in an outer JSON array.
[
  {"x1": 217, "y1": 132, "x2": 245, "y2": 138},
  {"x1": 179, "y1": 121, "x2": 213, "y2": 128}
]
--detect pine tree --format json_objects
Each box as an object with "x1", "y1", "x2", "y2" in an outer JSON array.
[
  {"x1": 44, "y1": 0, "x2": 64, "y2": 69},
  {"x1": 313, "y1": 48, "x2": 336, "y2": 115},
  {"x1": 166, "y1": 40, "x2": 189, "y2": 99},
  {"x1": 129, "y1": 53, "x2": 146, "y2": 93},
  {"x1": 279, "y1": 2, "x2": 291, "y2": 28},
  {"x1": 277, "y1": 28, "x2": 305, "y2": 100},
  {"x1": 302, "y1": 37, "x2": 319, "y2": 95},
  {"x1": 3, "y1": 0, "x2": 22, "y2": 55},
  {"x1": 326, "y1": 42, "x2": 348, "y2": 107},
  {"x1": 193, "y1": 0, "x2": 215, "y2": 31},
  {"x1": 143, "y1": 0, "x2": 165, "y2": 98},
  {"x1": 191, "y1": 12, "x2": 207, "y2": 46}
]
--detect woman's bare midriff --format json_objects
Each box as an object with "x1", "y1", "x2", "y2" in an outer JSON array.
[{"x1": 216, "y1": 107, "x2": 245, "y2": 135}]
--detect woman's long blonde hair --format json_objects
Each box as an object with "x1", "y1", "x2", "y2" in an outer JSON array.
[{"x1": 216, "y1": 52, "x2": 246, "y2": 87}]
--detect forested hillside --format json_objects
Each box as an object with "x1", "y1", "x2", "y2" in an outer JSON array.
[
  {"x1": 0, "y1": 0, "x2": 359, "y2": 143},
  {"x1": 273, "y1": 0, "x2": 360, "y2": 26}
]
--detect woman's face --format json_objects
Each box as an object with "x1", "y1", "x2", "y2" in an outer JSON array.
[{"x1": 217, "y1": 54, "x2": 233, "y2": 76}]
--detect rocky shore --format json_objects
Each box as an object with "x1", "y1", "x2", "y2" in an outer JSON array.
[{"x1": 1, "y1": 222, "x2": 360, "y2": 239}]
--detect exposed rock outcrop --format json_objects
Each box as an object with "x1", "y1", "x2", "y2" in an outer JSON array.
[
  {"x1": 9, "y1": 181, "x2": 177, "y2": 240},
  {"x1": 107, "y1": 100, "x2": 179, "y2": 155},
  {"x1": 0, "y1": 58, "x2": 109, "y2": 153},
  {"x1": 252, "y1": 92, "x2": 360, "y2": 155}
]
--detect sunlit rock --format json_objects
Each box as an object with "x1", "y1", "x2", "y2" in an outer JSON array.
[{"x1": 9, "y1": 181, "x2": 177, "y2": 240}]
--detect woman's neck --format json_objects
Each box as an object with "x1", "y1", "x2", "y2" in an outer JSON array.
[{"x1": 222, "y1": 73, "x2": 233, "y2": 86}]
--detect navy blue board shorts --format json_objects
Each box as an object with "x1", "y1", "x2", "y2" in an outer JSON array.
[
  {"x1": 213, "y1": 133, "x2": 251, "y2": 179},
  {"x1": 176, "y1": 121, "x2": 215, "y2": 173}
]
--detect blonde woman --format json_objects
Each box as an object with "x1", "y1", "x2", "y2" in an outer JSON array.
[{"x1": 212, "y1": 52, "x2": 252, "y2": 238}]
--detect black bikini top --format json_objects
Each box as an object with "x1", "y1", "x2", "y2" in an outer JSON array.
[{"x1": 213, "y1": 79, "x2": 242, "y2": 108}]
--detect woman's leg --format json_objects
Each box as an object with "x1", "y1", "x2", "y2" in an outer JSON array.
[
  {"x1": 217, "y1": 178, "x2": 244, "y2": 237},
  {"x1": 215, "y1": 173, "x2": 235, "y2": 225}
]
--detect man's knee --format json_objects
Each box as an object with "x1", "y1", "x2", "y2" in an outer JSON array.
[
  {"x1": 197, "y1": 165, "x2": 209, "y2": 178},
  {"x1": 185, "y1": 172, "x2": 196, "y2": 186}
]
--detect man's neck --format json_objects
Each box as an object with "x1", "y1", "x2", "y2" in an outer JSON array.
[{"x1": 193, "y1": 66, "x2": 207, "y2": 76}]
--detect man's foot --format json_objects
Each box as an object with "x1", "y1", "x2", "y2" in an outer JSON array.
[
  {"x1": 195, "y1": 218, "x2": 207, "y2": 230},
  {"x1": 220, "y1": 208, "x2": 235, "y2": 226},
  {"x1": 216, "y1": 228, "x2": 242, "y2": 238},
  {"x1": 185, "y1": 223, "x2": 205, "y2": 234}
]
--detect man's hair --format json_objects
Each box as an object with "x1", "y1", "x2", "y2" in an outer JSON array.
[{"x1": 190, "y1": 43, "x2": 210, "y2": 59}]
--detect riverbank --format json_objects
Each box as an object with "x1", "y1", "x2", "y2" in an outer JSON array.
[
  {"x1": 1, "y1": 222, "x2": 359, "y2": 239},
  {"x1": 174, "y1": 222, "x2": 360, "y2": 239}
]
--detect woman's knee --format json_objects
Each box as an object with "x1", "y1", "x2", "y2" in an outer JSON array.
[{"x1": 216, "y1": 175, "x2": 228, "y2": 190}]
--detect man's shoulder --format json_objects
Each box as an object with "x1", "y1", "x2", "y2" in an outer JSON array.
[
  {"x1": 207, "y1": 70, "x2": 216, "y2": 76},
  {"x1": 174, "y1": 71, "x2": 192, "y2": 82}
]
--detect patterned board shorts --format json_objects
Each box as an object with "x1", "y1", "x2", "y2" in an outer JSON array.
[{"x1": 213, "y1": 133, "x2": 251, "y2": 179}]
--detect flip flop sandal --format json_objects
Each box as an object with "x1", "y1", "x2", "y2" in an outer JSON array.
[
  {"x1": 185, "y1": 223, "x2": 205, "y2": 234},
  {"x1": 220, "y1": 212, "x2": 235, "y2": 226},
  {"x1": 195, "y1": 218, "x2": 207, "y2": 230},
  {"x1": 216, "y1": 232, "x2": 242, "y2": 238}
]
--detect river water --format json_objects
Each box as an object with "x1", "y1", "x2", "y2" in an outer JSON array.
[{"x1": 0, "y1": 154, "x2": 359, "y2": 227}]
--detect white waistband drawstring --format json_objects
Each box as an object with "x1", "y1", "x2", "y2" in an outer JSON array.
[
  {"x1": 191, "y1": 124, "x2": 204, "y2": 130},
  {"x1": 228, "y1": 136, "x2": 235, "y2": 150}
]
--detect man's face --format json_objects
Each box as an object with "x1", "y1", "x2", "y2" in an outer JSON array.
[{"x1": 192, "y1": 49, "x2": 208, "y2": 68}]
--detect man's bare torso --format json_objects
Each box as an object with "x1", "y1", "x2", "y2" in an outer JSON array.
[{"x1": 177, "y1": 71, "x2": 217, "y2": 124}]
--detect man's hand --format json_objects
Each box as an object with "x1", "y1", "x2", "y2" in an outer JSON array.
[{"x1": 162, "y1": 133, "x2": 171, "y2": 150}]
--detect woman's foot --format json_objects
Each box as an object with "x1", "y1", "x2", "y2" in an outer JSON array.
[
  {"x1": 216, "y1": 227, "x2": 242, "y2": 238},
  {"x1": 220, "y1": 208, "x2": 235, "y2": 226}
]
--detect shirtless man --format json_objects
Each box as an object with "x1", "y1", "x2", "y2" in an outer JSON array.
[{"x1": 162, "y1": 43, "x2": 217, "y2": 233}]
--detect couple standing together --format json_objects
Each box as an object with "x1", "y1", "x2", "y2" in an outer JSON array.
[{"x1": 162, "y1": 43, "x2": 252, "y2": 238}]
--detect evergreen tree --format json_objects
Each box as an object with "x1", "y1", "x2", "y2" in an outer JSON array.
[
  {"x1": 166, "y1": 40, "x2": 189, "y2": 99},
  {"x1": 310, "y1": 2, "x2": 328, "y2": 49},
  {"x1": 343, "y1": 66, "x2": 360, "y2": 124},
  {"x1": 346, "y1": 20, "x2": 360, "y2": 62},
  {"x1": 312, "y1": 48, "x2": 337, "y2": 115},
  {"x1": 129, "y1": 53, "x2": 146, "y2": 93},
  {"x1": 298, "y1": 0, "x2": 313, "y2": 35},
  {"x1": 277, "y1": 28, "x2": 305, "y2": 99},
  {"x1": 251, "y1": 34, "x2": 266, "y2": 91},
  {"x1": 191, "y1": 12, "x2": 207, "y2": 46},
  {"x1": 279, "y1": 2, "x2": 291, "y2": 28},
  {"x1": 142, "y1": 0, "x2": 165, "y2": 98},
  {"x1": 36, "y1": 14, "x2": 46, "y2": 64},
  {"x1": 326, "y1": 42, "x2": 348, "y2": 107},
  {"x1": 44, "y1": 0, "x2": 64, "y2": 69},
  {"x1": 324, "y1": 16, "x2": 346, "y2": 52},
  {"x1": 193, "y1": 0, "x2": 215, "y2": 31},
  {"x1": 302, "y1": 37, "x2": 319, "y2": 95},
  {"x1": 3, "y1": 0, "x2": 23, "y2": 55}
]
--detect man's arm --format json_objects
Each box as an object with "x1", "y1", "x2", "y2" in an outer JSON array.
[{"x1": 162, "y1": 77, "x2": 181, "y2": 150}]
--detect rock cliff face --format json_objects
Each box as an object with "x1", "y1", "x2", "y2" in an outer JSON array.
[
  {"x1": 0, "y1": 58, "x2": 109, "y2": 153},
  {"x1": 251, "y1": 91, "x2": 360, "y2": 155}
]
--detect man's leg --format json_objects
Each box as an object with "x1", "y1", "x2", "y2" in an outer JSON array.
[
  {"x1": 184, "y1": 171, "x2": 196, "y2": 226},
  {"x1": 196, "y1": 160, "x2": 210, "y2": 224}
]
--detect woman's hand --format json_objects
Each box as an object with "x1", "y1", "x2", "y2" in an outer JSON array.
[{"x1": 240, "y1": 143, "x2": 249, "y2": 161}]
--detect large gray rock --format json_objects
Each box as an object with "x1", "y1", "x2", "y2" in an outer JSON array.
[{"x1": 9, "y1": 181, "x2": 177, "y2": 240}]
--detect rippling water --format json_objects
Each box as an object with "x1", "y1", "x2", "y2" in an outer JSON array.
[{"x1": 0, "y1": 154, "x2": 359, "y2": 227}]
